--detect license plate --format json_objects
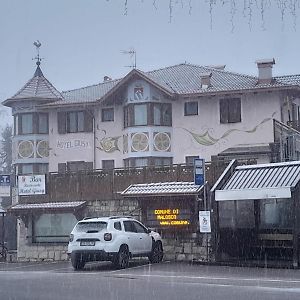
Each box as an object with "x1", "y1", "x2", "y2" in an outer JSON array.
[{"x1": 80, "y1": 241, "x2": 95, "y2": 246}]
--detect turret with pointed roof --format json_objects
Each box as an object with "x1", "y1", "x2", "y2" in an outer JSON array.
[{"x1": 2, "y1": 61, "x2": 62, "y2": 107}]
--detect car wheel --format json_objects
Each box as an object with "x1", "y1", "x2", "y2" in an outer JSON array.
[
  {"x1": 113, "y1": 245, "x2": 130, "y2": 269},
  {"x1": 71, "y1": 253, "x2": 86, "y2": 270},
  {"x1": 148, "y1": 241, "x2": 163, "y2": 264}
]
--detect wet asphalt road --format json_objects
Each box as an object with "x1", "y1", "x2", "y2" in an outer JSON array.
[{"x1": 0, "y1": 260, "x2": 300, "y2": 300}]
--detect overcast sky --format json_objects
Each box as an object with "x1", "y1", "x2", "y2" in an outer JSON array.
[{"x1": 1, "y1": 0, "x2": 300, "y2": 108}]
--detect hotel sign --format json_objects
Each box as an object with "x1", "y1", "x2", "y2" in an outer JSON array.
[
  {"x1": 18, "y1": 175, "x2": 46, "y2": 195},
  {"x1": 146, "y1": 208, "x2": 191, "y2": 227}
]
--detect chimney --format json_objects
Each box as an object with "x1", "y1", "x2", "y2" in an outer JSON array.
[
  {"x1": 255, "y1": 58, "x2": 275, "y2": 84},
  {"x1": 103, "y1": 76, "x2": 112, "y2": 82},
  {"x1": 200, "y1": 72, "x2": 212, "y2": 89}
]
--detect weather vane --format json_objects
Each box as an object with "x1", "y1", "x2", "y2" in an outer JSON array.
[
  {"x1": 33, "y1": 40, "x2": 42, "y2": 66},
  {"x1": 121, "y1": 48, "x2": 137, "y2": 69}
]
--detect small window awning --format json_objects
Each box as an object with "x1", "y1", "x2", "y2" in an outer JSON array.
[
  {"x1": 121, "y1": 182, "x2": 203, "y2": 197},
  {"x1": 212, "y1": 160, "x2": 300, "y2": 201},
  {"x1": 8, "y1": 201, "x2": 86, "y2": 213}
]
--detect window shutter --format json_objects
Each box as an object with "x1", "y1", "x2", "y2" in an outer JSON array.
[
  {"x1": 84, "y1": 111, "x2": 93, "y2": 132},
  {"x1": 57, "y1": 112, "x2": 66, "y2": 134},
  {"x1": 220, "y1": 99, "x2": 229, "y2": 123},
  {"x1": 230, "y1": 98, "x2": 241, "y2": 123}
]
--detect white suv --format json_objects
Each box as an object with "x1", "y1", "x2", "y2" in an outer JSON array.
[{"x1": 68, "y1": 216, "x2": 163, "y2": 270}]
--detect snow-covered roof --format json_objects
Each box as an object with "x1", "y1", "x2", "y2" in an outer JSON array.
[
  {"x1": 121, "y1": 181, "x2": 203, "y2": 197},
  {"x1": 214, "y1": 160, "x2": 300, "y2": 201},
  {"x1": 9, "y1": 201, "x2": 86, "y2": 212}
]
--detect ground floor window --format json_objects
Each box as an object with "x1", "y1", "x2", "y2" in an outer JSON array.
[
  {"x1": 259, "y1": 199, "x2": 293, "y2": 230},
  {"x1": 124, "y1": 157, "x2": 173, "y2": 168},
  {"x1": 32, "y1": 213, "x2": 77, "y2": 243}
]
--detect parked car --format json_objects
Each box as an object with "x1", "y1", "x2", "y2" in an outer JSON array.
[{"x1": 67, "y1": 216, "x2": 163, "y2": 270}]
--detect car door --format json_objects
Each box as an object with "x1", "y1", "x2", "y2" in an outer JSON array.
[
  {"x1": 123, "y1": 220, "x2": 140, "y2": 255},
  {"x1": 132, "y1": 221, "x2": 152, "y2": 254}
]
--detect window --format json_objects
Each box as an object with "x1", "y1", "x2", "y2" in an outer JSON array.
[
  {"x1": 102, "y1": 160, "x2": 115, "y2": 170},
  {"x1": 123, "y1": 220, "x2": 136, "y2": 232},
  {"x1": 153, "y1": 157, "x2": 173, "y2": 167},
  {"x1": 124, "y1": 157, "x2": 172, "y2": 168},
  {"x1": 185, "y1": 156, "x2": 200, "y2": 166},
  {"x1": 114, "y1": 222, "x2": 122, "y2": 231},
  {"x1": 134, "y1": 104, "x2": 147, "y2": 126},
  {"x1": 38, "y1": 113, "x2": 49, "y2": 134},
  {"x1": 75, "y1": 221, "x2": 107, "y2": 232},
  {"x1": 20, "y1": 114, "x2": 33, "y2": 134},
  {"x1": 124, "y1": 103, "x2": 172, "y2": 127},
  {"x1": 184, "y1": 101, "x2": 198, "y2": 116},
  {"x1": 57, "y1": 111, "x2": 93, "y2": 134},
  {"x1": 18, "y1": 163, "x2": 48, "y2": 175},
  {"x1": 259, "y1": 199, "x2": 293, "y2": 230},
  {"x1": 153, "y1": 103, "x2": 172, "y2": 126},
  {"x1": 57, "y1": 161, "x2": 93, "y2": 173},
  {"x1": 33, "y1": 213, "x2": 77, "y2": 243},
  {"x1": 133, "y1": 221, "x2": 148, "y2": 233},
  {"x1": 16, "y1": 113, "x2": 49, "y2": 135},
  {"x1": 102, "y1": 108, "x2": 114, "y2": 122},
  {"x1": 220, "y1": 98, "x2": 241, "y2": 123}
]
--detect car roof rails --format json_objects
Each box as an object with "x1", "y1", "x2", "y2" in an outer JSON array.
[{"x1": 108, "y1": 216, "x2": 134, "y2": 220}]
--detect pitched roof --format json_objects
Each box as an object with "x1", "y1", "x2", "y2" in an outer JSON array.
[
  {"x1": 8, "y1": 201, "x2": 86, "y2": 212},
  {"x1": 121, "y1": 181, "x2": 203, "y2": 197},
  {"x1": 214, "y1": 160, "x2": 300, "y2": 201},
  {"x1": 54, "y1": 63, "x2": 300, "y2": 106},
  {"x1": 3, "y1": 64, "x2": 62, "y2": 106}
]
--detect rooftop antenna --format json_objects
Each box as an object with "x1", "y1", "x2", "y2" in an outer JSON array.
[
  {"x1": 121, "y1": 48, "x2": 136, "y2": 69},
  {"x1": 33, "y1": 40, "x2": 42, "y2": 66}
]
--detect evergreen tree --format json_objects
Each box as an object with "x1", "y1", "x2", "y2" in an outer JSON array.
[{"x1": 0, "y1": 125, "x2": 12, "y2": 175}]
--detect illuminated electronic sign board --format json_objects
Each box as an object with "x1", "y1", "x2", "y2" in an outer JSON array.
[{"x1": 146, "y1": 208, "x2": 191, "y2": 227}]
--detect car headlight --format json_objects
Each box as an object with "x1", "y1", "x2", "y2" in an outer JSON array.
[{"x1": 69, "y1": 234, "x2": 74, "y2": 242}]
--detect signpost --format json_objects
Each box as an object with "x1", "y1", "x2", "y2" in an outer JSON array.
[
  {"x1": 194, "y1": 158, "x2": 210, "y2": 261},
  {"x1": 199, "y1": 210, "x2": 211, "y2": 233},
  {"x1": 194, "y1": 158, "x2": 205, "y2": 186},
  {"x1": 0, "y1": 175, "x2": 10, "y2": 197}
]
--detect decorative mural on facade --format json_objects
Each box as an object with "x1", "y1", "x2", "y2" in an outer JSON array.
[
  {"x1": 123, "y1": 134, "x2": 128, "y2": 154},
  {"x1": 153, "y1": 132, "x2": 171, "y2": 152},
  {"x1": 131, "y1": 132, "x2": 149, "y2": 152},
  {"x1": 96, "y1": 130, "x2": 121, "y2": 153},
  {"x1": 183, "y1": 112, "x2": 276, "y2": 147}
]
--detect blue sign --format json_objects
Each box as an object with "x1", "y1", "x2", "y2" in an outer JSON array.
[
  {"x1": 0, "y1": 175, "x2": 10, "y2": 186},
  {"x1": 194, "y1": 158, "x2": 205, "y2": 186}
]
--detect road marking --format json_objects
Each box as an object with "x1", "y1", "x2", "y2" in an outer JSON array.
[
  {"x1": 112, "y1": 273, "x2": 300, "y2": 284},
  {"x1": 0, "y1": 261, "x2": 65, "y2": 270}
]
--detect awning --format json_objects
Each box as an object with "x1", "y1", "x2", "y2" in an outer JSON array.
[
  {"x1": 8, "y1": 201, "x2": 86, "y2": 213},
  {"x1": 121, "y1": 182, "x2": 203, "y2": 197},
  {"x1": 213, "y1": 160, "x2": 300, "y2": 201}
]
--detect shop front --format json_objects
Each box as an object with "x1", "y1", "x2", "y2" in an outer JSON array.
[{"x1": 211, "y1": 160, "x2": 300, "y2": 268}]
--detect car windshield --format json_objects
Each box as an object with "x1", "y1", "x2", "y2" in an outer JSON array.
[{"x1": 74, "y1": 221, "x2": 107, "y2": 232}]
